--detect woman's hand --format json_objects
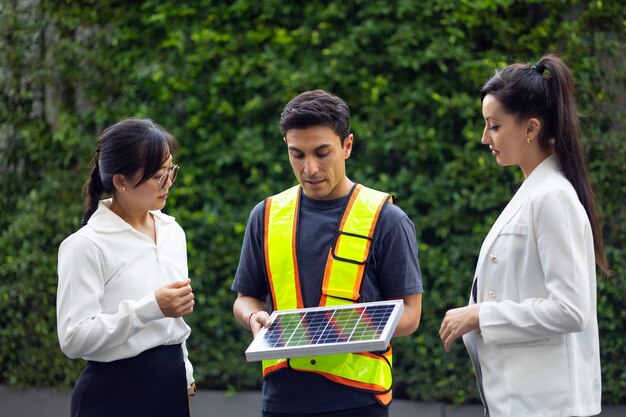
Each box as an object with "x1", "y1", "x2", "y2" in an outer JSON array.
[
  {"x1": 439, "y1": 304, "x2": 481, "y2": 352},
  {"x1": 155, "y1": 279, "x2": 195, "y2": 318}
]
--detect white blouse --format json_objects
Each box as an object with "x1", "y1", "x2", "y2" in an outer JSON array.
[{"x1": 57, "y1": 199, "x2": 194, "y2": 385}]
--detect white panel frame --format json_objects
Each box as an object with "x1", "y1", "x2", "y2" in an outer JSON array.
[{"x1": 245, "y1": 300, "x2": 404, "y2": 362}]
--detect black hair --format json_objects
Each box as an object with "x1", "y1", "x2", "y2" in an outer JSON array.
[
  {"x1": 481, "y1": 54, "x2": 610, "y2": 276},
  {"x1": 81, "y1": 118, "x2": 178, "y2": 226},
  {"x1": 279, "y1": 89, "x2": 350, "y2": 144}
]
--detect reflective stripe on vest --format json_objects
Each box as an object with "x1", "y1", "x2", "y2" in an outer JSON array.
[
  {"x1": 263, "y1": 185, "x2": 304, "y2": 310},
  {"x1": 262, "y1": 184, "x2": 394, "y2": 400},
  {"x1": 320, "y1": 184, "x2": 391, "y2": 306}
]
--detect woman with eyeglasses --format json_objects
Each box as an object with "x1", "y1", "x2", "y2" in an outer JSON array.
[
  {"x1": 57, "y1": 118, "x2": 196, "y2": 417},
  {"x1": 439, "y1": 55, "x2": 609, "y2": 416}
]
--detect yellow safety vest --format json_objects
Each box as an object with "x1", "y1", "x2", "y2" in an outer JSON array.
[{"x1": 262, "y1": 184, "x2": 394, "y2": 405}]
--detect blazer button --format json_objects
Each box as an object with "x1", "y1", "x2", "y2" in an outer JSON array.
[
  {"x1": 489, "y1": 255, "x2": 498, "y2": 263},
  {"x1": 488, "y1": 290, "x2": 496, "y2": 299}
]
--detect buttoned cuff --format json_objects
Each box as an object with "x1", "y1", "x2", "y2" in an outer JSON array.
[{"x1": 133, "y1": 291, "x2": 166, "y2": 323}]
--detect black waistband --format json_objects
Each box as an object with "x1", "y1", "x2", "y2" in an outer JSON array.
[{"x1": 88, "y1": 344, "x2": 183, "y2": 367}]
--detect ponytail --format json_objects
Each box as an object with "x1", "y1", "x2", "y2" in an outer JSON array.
[
  {"x1": 81, "y1": 158, "x2": 105, "y2": 226},
  {"x1": 481, "y1": 54, "x2": 611, "y2": 277},
  {"x1": 537, "y1": 55, "x2": 611, "y2": 277}
]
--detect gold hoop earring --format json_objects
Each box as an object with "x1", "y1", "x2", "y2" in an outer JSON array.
[{"x1": 526, "y1": 137, "x2": 532, "y2": 144}]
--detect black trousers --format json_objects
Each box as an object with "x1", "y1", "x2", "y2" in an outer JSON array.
[{"x1": 71, "y1": 344, "x2": 189, "y2": 417}]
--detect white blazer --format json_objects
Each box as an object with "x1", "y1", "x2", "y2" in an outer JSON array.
[{"x1": 463, "y1": 155, "x2": 601, "y2": 417}]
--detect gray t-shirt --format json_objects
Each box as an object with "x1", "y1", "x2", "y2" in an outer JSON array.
[{"x1": 232, "y1": 188, "x2": 423, "y2": 413}]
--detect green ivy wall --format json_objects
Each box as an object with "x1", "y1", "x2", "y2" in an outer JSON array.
[{"x1": 1, "y1": 0, "x2": 624, "y2": 404}]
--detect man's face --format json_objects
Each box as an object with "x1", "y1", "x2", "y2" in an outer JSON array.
[{"x1": 284, "y1": 125, "x2": 353, "y2": 200}]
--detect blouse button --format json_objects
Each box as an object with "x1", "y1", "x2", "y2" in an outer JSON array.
[
  {"x1": 488, "y1": 290, "x2": 496, "y2": 299},
  {"x1": 489, "y1": 255, "x2": 498, "y2": 263}
]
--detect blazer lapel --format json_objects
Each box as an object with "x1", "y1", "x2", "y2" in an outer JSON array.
[{"x1": 474, "y1": 155, "x2": 561, "y2": 281}]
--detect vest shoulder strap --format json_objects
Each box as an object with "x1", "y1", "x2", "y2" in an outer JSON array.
[
  {"x1": 320, "y1": 184, "x2": 391, "y2": 305},
  {"x1": 264, "y1": 185, "x2": 303, "y2": 310}
]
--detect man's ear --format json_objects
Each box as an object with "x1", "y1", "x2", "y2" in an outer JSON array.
[{"x1": 343, "y1": 134, "x2": 354, "y2": 159}]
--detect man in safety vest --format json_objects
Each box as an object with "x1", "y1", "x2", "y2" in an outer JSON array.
[{"x1": 232, "y1": 89, "x2": 423, "y2": 417}]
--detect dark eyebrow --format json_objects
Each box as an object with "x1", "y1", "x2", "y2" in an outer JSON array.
[{"x1": 288, "y1": 144, "x2": 333, "y2": 152}]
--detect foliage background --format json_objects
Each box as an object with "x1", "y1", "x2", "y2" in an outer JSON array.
[{"x1": 1, "y1": 0, "x2": 624, "y2": 404}]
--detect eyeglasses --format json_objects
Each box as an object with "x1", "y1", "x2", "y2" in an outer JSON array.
[{"x1": 157, "y1": 165, "x2": 179, "y2": 191}]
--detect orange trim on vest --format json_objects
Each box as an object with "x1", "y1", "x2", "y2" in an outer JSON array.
[
  {"x1": 263, "y1": 197, "x2": 278, "y2": 309},
  {"x1": 291, "y1": 190, "x2": 304, "y2": 309},
  {"x1": 350, "y1": 187, "x2": 387, "y2": 299},
  {"x1": 355, "y1": 344, "x2": 392, "y2": 363},
  {"x1": 263, "y1": 360, "x2": 289, "y2": 376},
  {"x1": 318, "y1": 186, "x2": 362, "y2": 305},
  {"x1": 375, "y1": 390, "x2": 393, "y2": 406},
  {"x1": 355, "y1": 351, "x2": 387, "y2": 361},
  {"x1": 264, "y1": 190, "x2": 304, "y2": 309},
  {"x1": 294, "y1": 368, "x2": 389, "y2": 393},
  {"x1": 318, "y1": 247, "x2": 333, "y2": 306},
  {"x1": 383, "y1": 345, "x2": 392, "y2": 358},
  {"x1": 339, "y1": 184, "x2": 361, "y2": 230},
  {"x1": 320, "y1": 184, "x2": 389, "y2": 304}
]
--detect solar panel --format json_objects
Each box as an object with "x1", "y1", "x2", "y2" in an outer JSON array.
[{"x1": 245, "y1": 300, "x2": 404, "y2": 362}]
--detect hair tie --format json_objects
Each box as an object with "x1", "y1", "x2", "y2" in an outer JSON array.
[
  {"x1": 532, "y1": 63, "x2": 552, "y2": 79},
  {"x1": 532, "y1": 63, "x2": 546, "y2": 74}
]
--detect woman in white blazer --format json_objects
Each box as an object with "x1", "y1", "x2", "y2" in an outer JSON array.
[
  {"x1": 439, "y1": 55, "x2": 610, "y2": 416},
  {"x1": 57, "y1": 118, "x2": 196, "y2": 417}
]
